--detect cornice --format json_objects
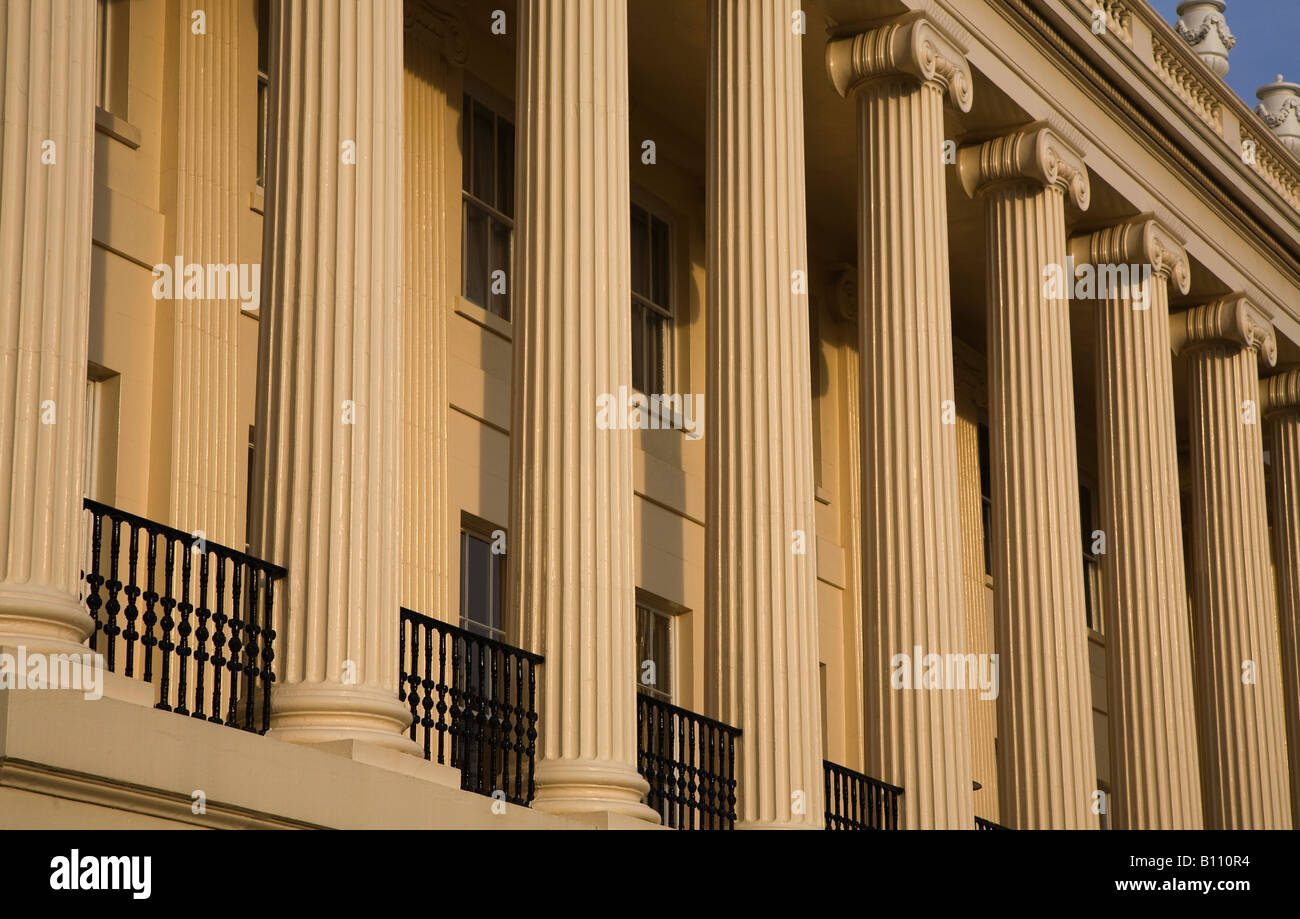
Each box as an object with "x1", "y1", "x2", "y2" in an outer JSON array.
[
  {"x1": 957, "y1": 122, "x2": 1090, "y2": 207},
  {"x1": 826, "y1": 11, "x2": 973, "y2": 112},
  {"x1": 1068, "y1": 214, "x2": 1191, "y2": 294},
  {"x1": 404, "y1": 0, "x2": 467, "y2": 66},
  {"x1": 1170, "y1": 295, "x2": 1278, "y2": 367}
]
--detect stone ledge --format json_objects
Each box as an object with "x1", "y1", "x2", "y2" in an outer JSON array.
[{"x1": 0, "y1": 690, "x2": 590, "y2": 830}]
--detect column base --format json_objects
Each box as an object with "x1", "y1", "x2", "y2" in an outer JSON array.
[
  {"x1": 0, "y1": 583, "x2": 94, "y2": 654},
  {"x1": 267, "y1": 682, "x2": 421, "y2": 756},
  {"x1": 530, "y1": 758, "x2": 662, "y2": 824}
]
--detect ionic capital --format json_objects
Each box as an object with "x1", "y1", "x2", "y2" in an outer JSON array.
[
  {"x1": 825, "y1": 12, "x2": 973, "y2": 112},
  {"x1": 1170, "y1": 295, "x2": 1278, "y2": 367},
  {"x1": 1067, "y1": 215, "x2": 1191, "y2": 294},
  {"x1": 1261, "y1": 368, "x2": 1300, "y2": 417},
  {"x1": 405, "y1": 0, "x2": 467, "y2": 65},
  {"x1": 958, "y1": 123, "x2": 1090, "y2": 209}
]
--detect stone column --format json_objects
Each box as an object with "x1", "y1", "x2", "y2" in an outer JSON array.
[
  {"x1": 826, "y1": 11, "x2": 976, "y2": 829},
  {"x1": 1171, "y1": 296, "x2": 1291, "y2": 828},
  {"x1": 507, "y1": 0, "x2": 656, "y2": 822},
  {"x1": 162, "y1": 0, "x2": 242, "y2": 544},
  {"x1": 248, "y1": 0, "x2": 413, "y2": 751},
  {"x1": 1262, "y1": 368, "x2": 1300, "y2": 827},
  {"x1": 958, "y1": 124, "x2": 1098, "y2": 829},
  {"x1": 705, "y1": 0, "x2": 823, "y2": 829},
  {"x1": 401, "y1": 3, "x2": 465, "y2": 618},
  {"x1": 1068, "y1": 217, "x2": 1203, "y2": 828},
  {"x1": 0, "y1": 0, "x2": 97, "y2": 653},
  {"x1": 954, "y1": 344, "x2": 999, "y2": 821}
]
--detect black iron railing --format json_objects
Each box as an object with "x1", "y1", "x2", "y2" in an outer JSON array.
[
  {"x1": 975, "y1": 816, "x2": 1008, "y2": 830},
  {"x1": 823, "y1": 760, "x2": 903, "y2": 829},
  {"x1": 398, "y1": 608, "x2": 542, "y2": 806},
  {"x1": 636, "y1": 694, "x2": 740, "y2": 829},
  {"x1": 82, "y1": 498, "x2": 282, "y2": 733}
]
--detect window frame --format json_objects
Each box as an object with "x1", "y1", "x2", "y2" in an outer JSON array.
[
  {"x1": 458, "y1": 513, "x2": 507, "y2": 643},
  {"x1": 256, "y1": 0, "x2": 270, "y2": 189},
  {"x1": 634, "y1": 593, "x2": 677, "y2": 704},
  {"x1": 460, "y1": 85, "x2": 516, "y2": 322},
  {"x1": 629, "y1": 198, "x2": 676, "y2": 397}
]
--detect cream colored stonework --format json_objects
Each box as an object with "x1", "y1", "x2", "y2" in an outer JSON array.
[{"x1": 5, "y1": 0, "x2": 1300, "y2": 830}]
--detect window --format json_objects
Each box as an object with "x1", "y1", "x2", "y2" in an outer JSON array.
[
  {"x1": 459, "y1": 518, "x2": 506, "y2": 642},
  {"x1": 95, "y1": 0, "x2": 129, "y2": 117},
  {"x1": 256, "y1": 0, "x2": 270, "y2": 187},
  {"x1": 978, "y1": 422, "x2": 993, "y2": 577},
  {"x1": 1080, "y1": 484, "x2": 1102, "y2": 633},
  {"x1": 631, "y1": 203, "x2": 672, "y2": 395},
  {"x1": 635, "y1": 602, "x2": 673, "y2": 702},
  {"x1": 461, "y1": 93, "x2": 514, "y2": 320}
]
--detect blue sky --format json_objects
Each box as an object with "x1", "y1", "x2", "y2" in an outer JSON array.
[{"x1": 1147, "y1": 0, "x2": 1300, "y2": 106}]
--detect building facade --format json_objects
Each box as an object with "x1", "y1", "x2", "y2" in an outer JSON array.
[{"x1": 2, "y1": 0, "x2": 1299, "y2": 830}]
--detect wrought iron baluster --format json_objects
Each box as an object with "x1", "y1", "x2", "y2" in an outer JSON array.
[
  {"x1": 86, "y1": 508, "x2": 105, "y2": 653},
  {"x1": 210, "y1": 557, "x2": 227, "y2": 723},
  {"x1": 141, "y1": 530, "x2": 159, "y2": 683},
  {"x1": 157, "y1": 537, "x2": 177, "y2": 711},
  {"x1": 103, "y1": 515, "x2": 123, "y2": 672},
  {"x1": 192, "y1": 548, "x2": 210, "y2": 719},
  {"x1": 259, "y1": 569, "x2": 277, "y2": 734},
  {"x1": 226, "y1": 561, "x2": 243, "y2": 726},
  {"x1": 175, "y1": 540, "x2": 194, "y2": 715},
  {"x1": 243, "y1": 566, "x2": 262, "y2": 731},
  {"x1": 123, "y1": 523, "x2": 141, "y2": 676}
]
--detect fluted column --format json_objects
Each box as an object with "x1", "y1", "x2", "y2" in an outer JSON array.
[
  {"x1": 958, "y1": 124, "x2": 1097, "y2": 829},
  {"x1": 706, "y1": 0, "x2": 823, "y2": 829},
  {"x1": 954, "y1": 346, "x2": 998, "y2": 821},
  {"x1": 1262, "y1": 369, "x2": 1300, "y2": 826},
  {"x1": 0, "y1": 0, "x2": 97, "y2": 653},
  {"x1": 249, "y1": 0, "x2": 413, "y2": 750},
  {"x1": 164, "y1": 0, "x2": 241, "y2": 543},
  {"x1": 826, "y1": 11, "x2": 975, "y2": 829},
  {"x1": 507, "y1": 0, "x2": 656, "y2": 821},
  {"x1": 1068, "y1": 217, "x2": 1203, "y2": 828},
  {"x1": 401, "y1": 3, "x2": 464, "y2": 618},
  {"x1": 1171, "y1": 296, "x2": 1290, "y2": 828}
]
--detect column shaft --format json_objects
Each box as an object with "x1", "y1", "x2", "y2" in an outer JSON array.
[
  {"x1": 1070, "y1": 219, "x2": 1203, "y2": 828},
  {"x1": 959, "y1": 126, "x2": 1097, "y2": 828},
  {"x1": 401, "y1": 7, "x2": 463, "y2": 618},
  {"x1": 826, "y1": 12, "x2": 976, "y2": 830},
  {"x1": 508, "y1": 0, "x2": 655, "y2": 821},
  {"x1": 706, "y1": 0, "x2": 823, "y2": 828},
  {"x1": 1175, "y1": 297, "x2": 1290, "y2": 827},
  {"x1": 955, "y1": 350, "x2": 998, "y2": 821},
  {"x1": 249, "y1": 0, "x2": 413, "y2": 749},
  {"x1": 0, "y1": 0, "x2": 97, "y2": 651},
  {"x1": 164, "y1": 0, "x2": 242, "y2": 543},
  {"x1": 1262, "y1": 370, "x2": 1300, "y2": 826}
]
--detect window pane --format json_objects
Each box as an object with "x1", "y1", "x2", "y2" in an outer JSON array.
[
  {"x1": 651, "y1": 216, "x2": 670, "y2": 306},
  {"x1": 462, "y1": 94, "x2": 473, "y2": 192},
  {"x1": 257, "y1": 81, "x2": 268, "y2": 186},
  {"x1": 489, "y1": 217, "x2": 511, "y2": 320},
  {"x1": 464, "y1": 202, "x2": 489, "y2": 306},
  {"x1": 631, "y1": 206, "x2": 649, "y2": 297},
  {"x1": 461, "y1": 533, "x2": 492, "y2": 631},
  {"x1": 257, "y1": 0, "x2": 269, "y2": 73},
  {"x1": 473, "y1": 101, "x2": 495, "y2": 204},
  {"x1": 631, "y1": 303, "x2": 645, "y2": 393},
  {"x1": 636, "y1": 606, "x2": 671, "y2": 700},
  {"x1": 645, "y1": 310, "x2": 664, "y2": 394},
  {"x1": 497, "y1": 117, "x2": 515, "y2": 218}
]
